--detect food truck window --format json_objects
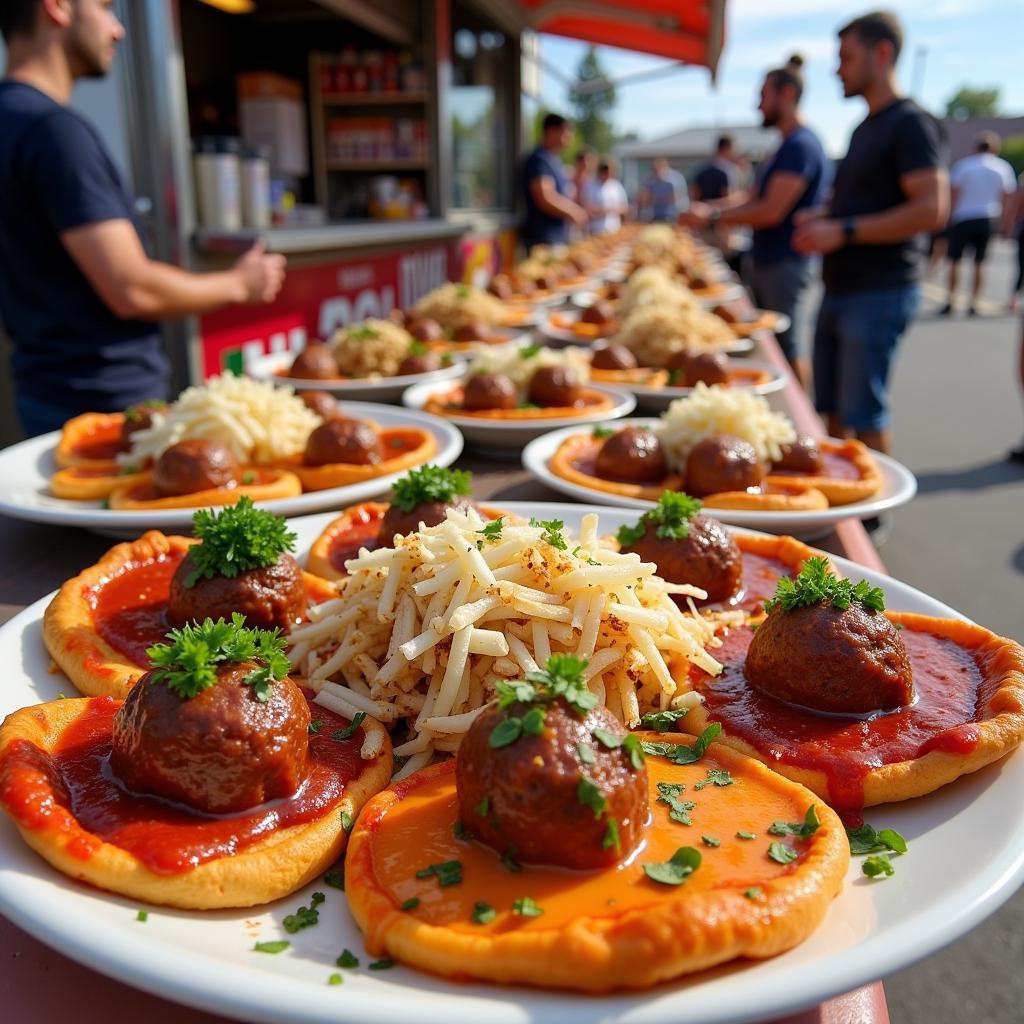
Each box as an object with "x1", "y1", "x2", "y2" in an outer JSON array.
[{"x1": 450, "y1": 1, "x2": 512, "y2": 212}]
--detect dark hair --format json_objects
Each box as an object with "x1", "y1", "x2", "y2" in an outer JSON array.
[
  {"x1": 598, "y1": 161, "x2": 614, "y2": 174},
  {"x1": 0, "y1": 0, "x2": 39, "y2": 41},
  {"x1": 575, "y1": 145, "x2": 596, "y2": 164},
  {"x1": 766, "y1": 54, "x2": 806, "y2": 102},
  {"x1": 838, "y1": 10, "x2": 904, "y2": 63},
  {"x1": 716, "y1": 134, "x2": 734, "y2": 152},
  {"x1": 975, "y1": 131, "x2": 999, "y2": 153},
  {"x1": 542, "y1": 113, "x2": 569, "y2": 133}
]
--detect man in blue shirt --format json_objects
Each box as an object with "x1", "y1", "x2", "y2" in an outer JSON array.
[
  {"x1": 639, "y1": 158, "x2": 687, "y2": 222},
  {"x1": 520, "y1": 113, "x2": 587, "y2": 254},
  {"x1": 0, "y1": 0, "x2": 286, "y2": 437},
  {"x1": 682, "y1": 56, "x2": 827, "y2": 390}
]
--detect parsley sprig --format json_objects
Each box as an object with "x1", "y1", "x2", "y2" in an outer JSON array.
[
  {"x1": 764, "y1": 556, "x2": 886, "y2": 615},
  {"x1": 769, "y1": 805, "x2": 820, "y2": 839},
  {"x1": 390, "y1": 465, "x2": 472, "y2": 513},
  {"x1": 529, "y1": 517, "x2": 568, "y2": 550},
  {"x1": 146, "y1": 613, "x2": 290, "y2": 701},
  {"x1": 641, "y1": 723, "x2": 722, "y2": 765},
  {"x1": 616, "y1": 492, "x2": 703, "y2": 548},
  {"x1": 495, "y1": 654, "x2": 597, "y2": 718},
  {"x1": 643, "y1": 846, "x2": 701, "y2": 886}
]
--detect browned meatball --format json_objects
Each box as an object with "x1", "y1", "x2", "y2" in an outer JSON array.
[
  {"x1": 773, "y1": 435, "x2": 824, "y2": 474},
  {"x1": 664, "y1": 348, "x2": 698, "y2": 373},
  {"x1": 455, "y1": 698, "x2": 647, "y2": 869},
  {"x1": 454, "y1": 320, "x2": 490, "y2": 342},
  {"x1": 299, "y1": 390, "x2": 342, "y2": 420},
  {"x1": 379, "y1": 497, "x2": 475, "y2": 542},
  {"x1": 745, "y1": 602, "x2": 914, "y2": 714},
  {"x1": 594, "y1": 427, "x2": 668, "y2": 483},
  {"x1": 407, "y1": 318, "x2": 443, "y2": 342},
  {"x1": 121, "y1": 401, "x2": 168, "y2": 443},
  {"x1": 487, "y1": 276, "x2": 513, "y2": 300},
  {"x1": 397, "y1": 352, "x2": 442, "y2": 376},
  {"x1": 534, "y1": 274, "x2": 557, "y2": 291},
  {"x1": 581, "y1": 300, "x2": 616, "y2": 326},
  {"x1": 304, "y1": 419, "x2": 383, "y2": 467},
  {"x1": 681, "y1": 351, "x2": 730, "y2": 387},
  {"x1": 167, "y1": 553, "x2": 308, "y2": 631},
  {"x1": 290, "y1": 343, "x2": 339, "y2": 380},
  {"x1": 712, "y1": 304, "x2": 740, "y2": 324},
  {"x1": 153, "y1": 439, "x2": 239, "y2": 497},
  {"x1": 685, "y1": 435, "x2": 764, "y2": 497},
  {"x1": 688, "y1": 273, "x2": 709, "y2": 290},
  {"x1": 605, "y1": 281, "x2": 625, "y2": 301},
  {"x1": 110, "y1": 662, "x2": 310, "y2": 814},
  {"x1": 591, "y1": 344, "x2": 637, "y2": 371},
  {"x1": 463, "y1": 372, "x2": 517, "y2": 411},
  {"x1": 621, "y1": 514, "x2": 742, "y2": 604},
  {"x1": 509, "y1": 275, "x2": 535, "y2": 296},
  {"x1": 527, "y1": 365, "x2": 584, "y2": 408}
]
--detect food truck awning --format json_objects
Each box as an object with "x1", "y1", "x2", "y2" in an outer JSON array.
[{"x1": 517, "y1": 0, "x2": 726, "y2": 77}]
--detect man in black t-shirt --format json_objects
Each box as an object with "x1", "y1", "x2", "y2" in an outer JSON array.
[
  {"x1": 793, "y1": 10, "x2": 948, "y2": 454},
  {"x1": 0, "y1": 0, "x2": 287, "y2": 437},
  {"x1": 691, "y1": 135, "x2": 736, "y2": 203}
]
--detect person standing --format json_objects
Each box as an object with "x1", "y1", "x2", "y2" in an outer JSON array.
[
  {"x1": 585, "y1": 161, "x2": 630, "y2": 235},
  {"x1": 793, "y1": 10, "x2": 947, "y2": 454},
  {"x1": 682, "y1": 56, "x2": 828, "y2": 390},
  {"x1": 0, "y1": 0, "x2": 287, "y2": 438},
  {"x1": 691, "y1": 134, "x2": 736, "y2": 203},
  {"x1": 638, "y1": 158, "x2": 687, "y2": 222},
  {"x1": 939, "y1": 133, "x2": 1016, "y2": 316},
  {"x1": 1007, "y1": 171, "x2": 1024, "y2": 314},
  {"x1": 520, "y1": 113, "x2": 587, "y2": 253}
]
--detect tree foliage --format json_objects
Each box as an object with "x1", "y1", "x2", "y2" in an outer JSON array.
[
  {"x1": 568, "y1": 46, "x2": 617, "y2": 156},
  {"x1": 944, "y1": 85, "x2": 1001, "y2": 121},
  {"x1": 1002, "y1": 136, "x2": 1024, "y2": 178}
]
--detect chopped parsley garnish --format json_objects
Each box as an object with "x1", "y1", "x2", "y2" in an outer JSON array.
[
  {"x1": 331, "y1": 711, "x2": 366, "y2": 741},
  {"x1": 764, "y1": 556, "x2": 886, "y2": 615},
  {"x1": 184, "y1": 497, "x2": 296, "y2": 587},
  {"x1": 512, "y1": 896, "x2": 543, "y2": 917},
  {"x1": 390, "y1": 464, "x2": 472, "y2": 513},
  {"x1": 744, "y1": 887, "x2": 763, "y2": 900},
  {"x1": 348, "y1": 323, "x2": 380, "y2": 340},
  {"x1": 368, "y1": 958, "x2": 394, "y2": 970},
  {"x1": 241, "y1": 471, "x2": 257, "y2": 485},
  {"x1": 453, "y1": 819, "x2": 473, "y2": 841},
  {"x1": 472, "y1": 902, "x2": 497, "y2": 924},
  {"x1": 328, "y1": 973, "x2": 343, "y2": 986},
  {"x1": 656, "y1": 782, "x2": 696, "y2": 825},
  {"x1": 603, "y1": 817, "x2": 621, "y2": 852},
  {"x1": 845, "y1": 823, "x2": 908, "y2": 856},
  {"x1": 415, "y1": 860, "x2": 463, "y2": 887},
  {"x1": 591, "y1": 425, "x2": 615, "y2": 440},
  {"x1": 622, "y1": 733, "x2": 645, "y2": 769},
  {"x1": 477, "y1": 518, "x2": 504, "y2": 541},
  {"x1": 767, "y1": 841, "x2": 799, "y2": 865},
  {"x1": 701, "y1": 835, "x2": 721, "y2": 848},
  {"x1": 400, "y1": 897, "x2": 421, "y2": 911},
  {"x1": 146, "y1": 613, "x2": 289, "y2": 702},
  {"x1": 308, "y1": 719, "x2": 324, "y2": 734},
  {"x1": 323, "y1": 869, "x2": 345, "y2": 890},
  {"x1": 340, "y1": 810, "x2": 354, "y2": 833},
  {"x1": 408, "y1": 338, "x2": 429, "y2": 356},
  {"x1": 135, "y1": 910, "x2": 148, "y2": 922},
  {"x1": 642, "y1": 846, "x2": 701, "y2": 886},
  {"x1": 336, "y1": 949, "x2": 359, "y2": 968},
  {"x1": 501, "y1": 846, "x2": 523, "y2": 873},
  {"x1": 283, "y1": 891, "x2": 325, "y2": 933},
  {"x1": 862, "y1": 854, "x2": 896, "y2": 878},
  {"x1": 577, "y1": 742, "x2": 597, "y2": 765},
  {"x1": 592, "y1": 727, "x2": 620, "y2": 749},
  {"x1": 496, "y1": 654, "x2": 597, "y2": 716},
  {"x1": 641, "y1": 723, "x2": 721, "y2": 765},
  {"x1": 253, "y1": 941, "x2": 290, "y2": 954},
  {"x1": 529, "y1": 517, "x2": 568, "y2": 550},
  {"x1": 519, "y1": 343, "x2": 541, "y2": 358},
  {"x1": 736, "y1": 831, "x2": 757, "y2": 840},
  {"x1": 616, "y1": 492, "x2": 703, "y2": 548},
  {"x1": 694, "y1": 769, "x2": 733, "y2": 790},
  {"x1": 639, "y1": 707, "x2": 691, "y2": 731},
  {"x1": 769, "y1": 805, "x2": 820, "y2": 839},
  {"x1": 474, "y1": 795, "x2": 490, "y2": 817},
  {"x1": 577, "y1": 776, "x2": 607, "y2": 818}
]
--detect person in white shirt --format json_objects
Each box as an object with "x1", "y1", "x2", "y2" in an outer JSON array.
[
  {"x1": 940, "y1": 132, "x2": 1017, "y2": 316},
  {"x1": 586, "y1": 161, "x2": 629, "y2": 234}
]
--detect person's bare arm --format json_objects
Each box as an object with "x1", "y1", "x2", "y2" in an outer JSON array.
[
  {"x1": 529, "y1": 177, "x2": 587, "y2": 227},
  {"x1": 61, "y1": 220, "x2": 286, "y2": 321}
]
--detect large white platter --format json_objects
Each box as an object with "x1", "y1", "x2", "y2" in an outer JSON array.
[
  {"x1": 522, "y1": 423, "x2": 918, "y2": 537},
  {"x1": 0, "y1": 503, "x2": 1020, "y2": 1024},
  {"x1": 402, "y1": 380, "x2": 636, "y2": 455},
  {"x1": 0, "y1": 402, "x2": 463, "y2": 535}
]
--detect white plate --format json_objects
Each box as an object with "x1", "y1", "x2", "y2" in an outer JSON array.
[
  {"x1": 0, "y1": 503, "x2": 1020, "y2": 1024},
  {"x1": 522, "y1": 423, "x2": 918, "y2": 538},
  {"x1": 402, "y1": 381, "x2": 636, "y2": 456},
  {"x1": 626, "y1": 360, "x2": 789, "y2": 413},
  {"x1": 0, "y1": 402, "x2": 463, "y2": 536},
  {"x1": 569, "y1": 283, "x2": 748, "y2": 312},
  {"x1": 732, "y1": 312, "x2": 792, "y2": 338},
  {"x1": 538, "y1": 308, "x2": 616, "y2": 348},
  {"x1": 248, "y1": 352, "x2": 466, "y2": 403}
]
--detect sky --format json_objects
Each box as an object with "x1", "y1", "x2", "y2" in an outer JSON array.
[{"x1": 536, "y1": 0, "x2": 1024, "y2": 157}]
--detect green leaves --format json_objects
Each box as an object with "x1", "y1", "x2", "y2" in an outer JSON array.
[
  {"x1": 643, "y1": 846, "x2": 702, "y2": 886},
  {"x1": 512, "y1": 896, "x2": 543, "y2": 917},
  {"x1": 336, "y1": 949, "x2": 359, "y2": 968},
  {"x1": 184, "y1": 497, "x2": 296, "y2": 587},
  {"x1": 616, "y1": 491, "x2": 702, "y2": 548},
  {"x1": 529, "y1": 517, "x2": 569, "y2": 550},
  {"x1": 656, "y1": 782, "x2": 696, "y2": 825},
  {"x1": 862, "y1": 855, "x2": 896, "y2": 878},
  {"x1": 767, "y1": 841, "x2": 799, "y2": 865},
  {"x1": 764, "y1": 556, "x2": 886, "y2": 615},
  {"x1": 602, "y1": 818, "x2": 621, "y2": 852},
  {"x1": 489, "y1": 716, "x2": 527, "y2": 748},
  {"x1": 519, "y1": 343, "x2": 541, "y2": 359},
  {"x1": 845, "y1": 824, "x2": 907, "y2": 856},
  {"x1": 253, "y1": 940, "x2": 290, "y2": 954},
  {"x1": 146, "y1": 613, "x2": 290, "y2": 701},
  {"x1": 641, "y1": 723, "x2": 721, "y2": 765},
  {"x1": 694, "y1": 769, "x2": 733, "y2": 790},
  {"x1": 639, "y1": 707, "x2": 691, "y2": 731},
  {"x1": 495, "y1": 654, "x2": 596, "y2": 719},
  {"x1": 331, "y1": 711, "x2": 366, "y2": 742},
  {"x1": 615, "y1": 521, "x2": 646, "y2": 548},
  {"x1": 477, "y1": 518, "x2": 504, "y2": 541},
  {"x1": 577, "y1": 776, "x2": 607, "y2": 819},
  {"x1": 769, "y1": 805, "x2": 820, "y2": 840},
  {"x1": 471, "y1": 902, "x2": 496, "y2": 924},
  {"x1": 415, "y1": 860, "x2": 463, "y2": 887},
  {"x1": 591, "y1": 425, "x2": 615, "y2": 440},
  {"x1": 390, "y1": 465, "x2": 472, "y2": 514},
  {"x1": 283, "y1": 891, "x2": 325, "y2": 933}
]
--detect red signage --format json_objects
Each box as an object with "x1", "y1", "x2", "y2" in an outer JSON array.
[{"x1": 197, "y1": 243, "x2": 453, "y2": 378}]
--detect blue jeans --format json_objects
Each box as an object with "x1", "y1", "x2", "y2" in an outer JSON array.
[
  {"x1": 812, "y1": 284, "x2": 919, "y2": 432},
  {"x1": 742, "y1": 255, "x2": 812, "y2": 365}
]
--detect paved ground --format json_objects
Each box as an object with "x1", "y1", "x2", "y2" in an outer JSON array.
[{"x1": 799, "y1": 240, "x2": 1024, "y2": 1024}]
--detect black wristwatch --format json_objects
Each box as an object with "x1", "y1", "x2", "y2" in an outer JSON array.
[{"x1": 842, "y1": 217, "x2": 857, "y2": 244}]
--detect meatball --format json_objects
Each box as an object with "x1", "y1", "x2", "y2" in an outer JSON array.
[
  {"x1": 509, "y1": 275, "x2": 535, "y2": 296},
  {"x1": 605, "y1": 281, "x2": 625, "y2": 301},
  {"x1": 455, "y1": 698, "x2": 647, "y2": 869},
  {"x1": 110, "y1": 662, "x2": 310, "y2": 814},
  {"x1": 167, "y1": 552, "x2": 308, "y2": 631},
  {"x1": 664, "y1": 348, "x2": 697, "y2": 374},
  {"x1": 121, "y1": 401, "x2": 168, "y2": 443},
  {"x1": 397, "y1": 351, "x2": 442, "y2": 376},
  {"x1": 591, "y1": 344, "x2": 637, "y2": 371},
  {"x1": 685, "y1": 435, "x2": 764, "y2": 497},
  {"x1": 379, "y1": 497, "x2": 475, "y2": 542},
  {"x1": 304, "y1": 419, "x2": 383, "y2": 467},
  {"x1": 527, "y1": 365, "x2": 583, "y2": 408},
  {"x1": 299, "y1": 390, "x2": 342, "y2": 420},
  {"x1": 463, "y1": 372, "x2": 517, "y2": 412},
  {"x1": 712, "y1": 304, "x2": 740, "y2": 324},
  {"x1": 581, "y1": 300, "x2": 616, "y2": 326},
  {"x1": 153, "y1": 439, "x2": 239, "y2": 497},
  {"x1": 680, "y1": 351, "x2": 730, "y2": 387},
  {"x1": 773, "y1": 435, "x2": 824, "y2": 474},
  {"x1": 454, "y1": 320, "x2": 490, "y2": 343},
  {"x1": 621, "y1": 514, "x2": 742, "y2": 605},
  {"x1": 595, "y1": 427, "x2": 668, "y2": 483},
  {"x1": 534, "y1": 274, "x2": 557, "y2": 291},
  {"x1": 688, "y1": 273, "x2": 709, "y2": 290},
  {"x1": 407, "y1": 318, "x2": 443, "y2": 342},
  {"x1": 290, "y1": 343, "x2": 338, "y2": 380},
  {"x1": 745, "y1": 602, "x2": 914, "y2": 714},
  {"x1": 487, "y1": 276, "x2": 513, "y2": 300}
]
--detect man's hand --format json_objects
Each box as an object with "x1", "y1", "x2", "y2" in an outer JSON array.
[
  {"x1": 793, "y1": 216, "x2": 844, "y2": 255},
  {"x1": 679, "y1": 202, "x2": 712, "y2": 230},
  {"x1": 234, "y1": 240, "x2": 287, "y2": 303},
  {"x1": 569, "y1": 205, "x2": 589, "y2": 228}
]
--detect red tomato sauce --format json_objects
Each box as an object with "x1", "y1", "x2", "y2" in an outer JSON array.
[
  {"x1": 692, "y1": 623, "x2": 982, "y2": 814},
  {"x1": 732, "y1": 551, "x2": 790, "y2": 613},
  {"x1": 0, "y1": 693, "x2": 365, "y2": 875},
  {"x1": 328, "y1": 505, "x2": 385, "y2": 572},
  {"x1": 777, "y1": 450, "x2": 861, "y2": 482},
  {"x1": 71, "y1": 421, "x2": 127, "y2": 461}
]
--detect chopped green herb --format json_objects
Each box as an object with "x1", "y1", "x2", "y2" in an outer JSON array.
[
  {"x1": 616, "y1": 492, "x2": 703, "y2": 550},
  {"x1": 519, "y1": 343, "x2": 541, "y2": 359},
  {"x1": 577, "y1": 742, "x2": 597, "y2": 765},
  {"x1": 764, "y1": 556, "x2": 886, "y2": 615},
  {"x1": 643, "y1": 846, "x2": 702, "y2": 886},
  {"x1": 577, "y1": 776, "x2": 607, "y2": 819},
  {"x1": 767, "y1": 841, "x2": 799, "y2": 865},
  {"x1": 744, "y1": 887, "x2": 763, "y2": 900},
  {"x1": 241, "y1": 471, "x2": 257, "y2": 485},
  {"x1": 253, "y1": 940, "x2": 290, "y2": 954},
  {"x1": 408, "y1": 338, "x2": 428, "y2": 356},
  {"x1": 477, "y1": 518, "x2": 504, "y2": 541},
  {"x1": 622, "y1": 733, "x2": 646, "y2": 770},
  {"x1": 529, "y1": 517, "x2": 568, "y2": 550},
  {"x1": 521, "y1": 706, "x2": 547, "y2": 735},
  {"x1": 701, "y1": 835, "x2": 721, "y2": 848},
  {"x1": 57, "y1": 693, "x2": 67, "y2": 700},
  {"x1": 495, "y1": 654, "x2": 597, "y2": 718},
  {"x1": 368, "y1": 958, "x2": 394, "y2": 971},
  {"x1": 348, "y1": 323, "x2": 381, "y2": 340},
  {"x1": 474, "y1": 795, "x2": 490, "y2": 817},
  {"x1": 119, "y1": 464, "x2": 139, "y2": 476},
  {"x1": 323, "y1": 869, "x2": 345, "y2": 890},
  {"x1": 512, "y1": 897, "x2": 544, "y2": 917},
  {"x1": 452, "y1": 819, "x2": 473, "y2": 841},
  {"x1": 845, "y1": 824, "x2": 907, "y2": 856},
  {"x1": 328, "y1": 973, "x2": 343, "y2": 986},
  {"x1": 639, "y1": 707, "x2": 691, "y2": 731},
  {"x1": 135, "y1": 910, "x2": 148, "y2": 922},
  {"x1": 336, "y1": 949, "x2": 359, "y2": 968},
  {"x1": 656, "y1": 782, "x2": 696, "y2": 825},
  {"x1": 602, "y1": 817, "x2": 621, "y2": 852},
  {"x1": 694, "y1": 769, "x2": 733, "y2": 790},
  {"x1": 489, "y1": 716, "x2": 524, "y2": 748},
  {"x1": 331, "y1": 711, "x2": 366, "y2": 741},
  {"x1": 736, "y1": 831, "x2": 757, "y2": 840},
  {"x1": 340, "y1": 810, "x2": 354, "y2": 833},
  {"x1": 283, "y1": 891, "x2": 325, "y2": 933},
  {"x1": 769, "y1": 805, "x2": 821, "y2": 840},
  {"x1": 416, "y1": 860, "x2": 463, "y2": 887},
  {"x1": 308, "y1": 719, "x2": 324, "y2": 734},
  {"x1": 400, "y1": 897, "x2": 421, "y2": 911},
  {"x1": 592, "y1": 727, "x2": 621, "y2": 749},
  {"x1": 183, "y1": 497, "x2": 296, "y2": 587},
  {"x1": 390, "y1": 465, "x2": 472, "y2": 513},
  {"x1": 862, "y1": 855, "x2": 896, "y2": 878},
  {"x1": 641, "y1": 723, "x2": 721, "y2": 765},
  {"x1": 471, "y1": 902, "x2": 497, "y2": 924},
  {"x1": 591, "y1": 425, "x2": 615, "y2": 439}
]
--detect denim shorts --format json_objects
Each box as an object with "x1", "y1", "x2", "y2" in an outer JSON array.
[{"x1": 812, "y1": 284, "x2": 919, "y2": 432}]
